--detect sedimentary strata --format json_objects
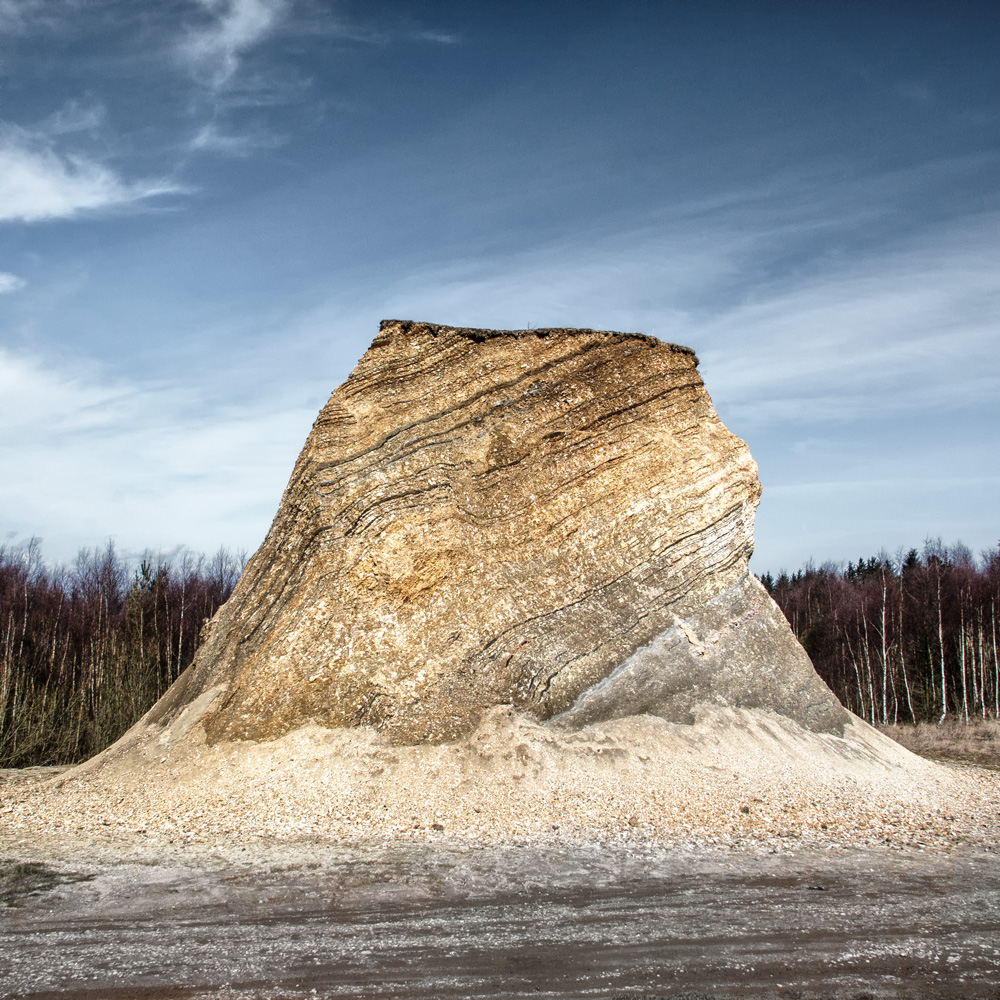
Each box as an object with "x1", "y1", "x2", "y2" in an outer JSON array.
[{"x1": 146, "y1": 320, "x2": 849, "y2": 744}]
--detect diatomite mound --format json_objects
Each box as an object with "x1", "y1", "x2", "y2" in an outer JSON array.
[{"x1": 145, "y1": 320, "x2": 849, "y2": 745}]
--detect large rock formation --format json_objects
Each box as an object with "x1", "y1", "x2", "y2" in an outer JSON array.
[{"x1": 149, "y1": 320, "x2": 849, "y2": 745}]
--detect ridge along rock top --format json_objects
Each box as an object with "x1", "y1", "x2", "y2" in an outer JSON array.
[{"x1": 147, "y1": 319, "x2": 850, "y2": 745}]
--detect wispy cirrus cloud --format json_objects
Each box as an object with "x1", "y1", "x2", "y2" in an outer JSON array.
[
  {"x1": 180, "y1": 0, "x2": 291, "y2": 91},
  {"x1": 0, "y1": 347, "x2": 314, "y2": 560},
  {"x1": 178, "y1": 0, "x2": 299, "y2": 158},
  {"x1": 0, "y1": 271, "x2": 25, "y2": 292},
  {"x1": 36, "y1": 99, "x2": 107, "y2": 137},
  {"x1": 187, "y1": 119, "x2": 284, "y2": 156},
  {"x1": 0, "y1": 348, "x2": 131, "y2": 435},
  {"x1": 414, "y1": 30, "x2": 461, "y2": 45},
  {"x1": 689, "y1": 211, "x2": 1000, "y2": 428},
  {"x1": 0, "y1": 124, "x2": 182, "y2": 222}
]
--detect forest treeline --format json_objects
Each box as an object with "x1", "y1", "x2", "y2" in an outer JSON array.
[
  {"x1": 3, "y1": 536, "x2": 999, "y2": 767},
  {"x1": 0, "y1": 540, "x2": 243, "y2": 767},
  {"x1": 762, "y1": 540, "x2": 1000, "y2": 727}
]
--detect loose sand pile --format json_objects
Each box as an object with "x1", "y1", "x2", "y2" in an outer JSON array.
[{"x1": 2, "y1": 707, "x2": 997, "y2": 859}]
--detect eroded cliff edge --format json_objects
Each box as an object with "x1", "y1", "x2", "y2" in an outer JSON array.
[{"x1": 147, "y1": 320, "x2": 849, "y2": 744}]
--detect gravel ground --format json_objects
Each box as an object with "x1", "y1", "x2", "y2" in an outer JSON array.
[
  {"x1": 3, "y1": 708, "x2": 999, "y2": 999},
  {"x1": 2, "y1": 841, "x2": 999, "y2": 999},
  {"x1": 2, "y1": 706, "x2": 997, "y2": 860}
]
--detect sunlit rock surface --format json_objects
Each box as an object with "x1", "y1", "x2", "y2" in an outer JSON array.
[{"x1": 148, "y1": 320, "x2": 849, "y2": 744}]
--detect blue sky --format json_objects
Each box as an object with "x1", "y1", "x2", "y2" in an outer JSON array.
[{"x1": 1, "y1": 0, "x2": 998, "y2": 573}]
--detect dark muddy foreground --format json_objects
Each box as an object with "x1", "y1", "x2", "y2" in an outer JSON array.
[{"x1": 1, "y1": 842, "x2": 998, "y2": 999}]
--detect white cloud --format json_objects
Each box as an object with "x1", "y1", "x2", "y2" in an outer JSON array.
[
  {"x1": 188, "y1": 120, "x2": 282, "y2": 156},
  {"x1": 0, "y1": 348, "x2": 314, "y2": 563},
  {"x1": 181, "y1": 0, "x2": 290, "y2": 90},
  {"x1": 415, "y1": 30, "x2": 461, "y2": 45},
  {"x1": 38, "y1": 99, "x2": 107, "y2": 137},
  {"x1": 0, "y1": 271, "x2": 25, "y2": 292},
  {"x1": 0, "y1": 125, "x2": 181, "y2": 222},
  {"x1": 0, "y1": 349, "x2": 136, "y2": 436},
  {"x1": 694, "y1": 213, "x2": 1000, "y2": 427},
  {"x1": 189, "y1": 121, "x2": 253, "y2": 154}
]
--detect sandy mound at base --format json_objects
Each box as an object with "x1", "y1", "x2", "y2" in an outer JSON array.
[{"x1": 3, "y1": 707, "x2": 997, "y2": 855}]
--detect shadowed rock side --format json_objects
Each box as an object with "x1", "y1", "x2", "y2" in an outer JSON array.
[
  {"x1": 553, "y1": 574, "x2": 845, "y2": 732},
  {"x1": 147, "y1": 320, "x2": 849, "y2": 744}
]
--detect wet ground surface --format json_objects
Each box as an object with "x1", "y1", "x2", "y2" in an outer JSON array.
[{"x1": 1, "y1": 842, "x2": 998, "y2": 999}]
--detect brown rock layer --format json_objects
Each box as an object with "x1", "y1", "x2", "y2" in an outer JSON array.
[{"x1": 148, "y1": 320, "x2": 848, "y2": 744}]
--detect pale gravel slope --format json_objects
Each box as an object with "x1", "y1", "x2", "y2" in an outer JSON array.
[{"x1": 2, "y1": 707, "x2": 997, "y2": 861}]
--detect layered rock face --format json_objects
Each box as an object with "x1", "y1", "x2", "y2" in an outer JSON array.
[{"x1": 150, "y1": 320, "x2": 849, "y2": 744}]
